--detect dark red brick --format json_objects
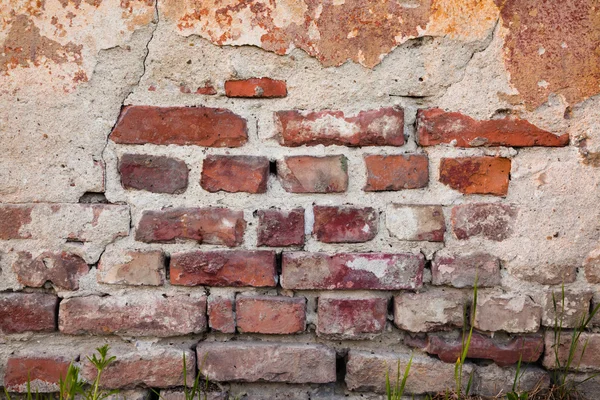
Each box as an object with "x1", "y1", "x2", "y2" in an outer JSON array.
[
  {"x1": 257, "y1": 208, "x2": 305, "y2": 247},
  {"x1": 225, "y1": 78, "x2": 287, "y2": 98},
  {"x1": 413, "y1": 332, "x2": 544, "y2": 366},
  {"x1": 317, "y1": 297, "x2": 387, "y2": 339},
  {"x1": 439, "y1": 157, "x2": 511, "y2": 196},
  {"x1": 109, "y1": 106, "x2": 248, "y2": 147},
  {"x1": 119, "y1": 154, "x2": 188, "y2": 194},
  {"x1": 364, "y1": 154, "x2": 428, "y2": 191},
  {"x1": 282, "y1": 252, "x2": 424, "y2": 290},
  {"x1": 59, "y1": 294, "x2": 206, "y2": 337},
  {"x1": 277, "y1": 155, "x2": 348, "y2": 193},
  {"x1": 417, "y1": 108, "x2": 569, "y2": 147},
  {"x1": 0, "y1": 293, "x2": 57, "y2": 334},
  {"x1": 208, "y1": 295, "x2": 235, "y2": 333},
  {"x1": 170, "y1": 250, "x2": 276, "y2": 287},
  {"x1": 236, "y1": 296, "x2": 305, "y2": 334},
  {"x1": 431, "y1": 253, "x2": 501, "y2": 288},
  {"x1": 313, "y1": 205, "x2": 378, "y2": 243},
  {"x1": 277, "y1": 108, "x2": 404, "y2": 147},
  {"x1": 135, "y1": 207, "x2": 245, "y2": 247},
  {"x1": 451, "y1": 203, "x2": 517, "y2": 241},
  {"x1": 201, "y1": 155, "x2": 269, "y2": 193},
  {"x1": 4, "y1": 357, "x2": 70, "y2": 392},
  {"x1": 13, "y1": 251, "x2": 89, "y2": 291},
  {"x1": 0, "y1": 205, "x2": 33, "y2": 239}
]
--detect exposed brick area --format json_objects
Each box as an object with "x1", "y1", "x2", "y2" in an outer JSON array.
[
  {"x1": 317, "y1": 296, "x2": 387, "y2": 339},
  {"x1": 13, "y1": 251, "x2": 89, "y2": 290},
  {"x1": 364, "y1": 154, "x2": 429, "y2": 191},
  {"x1": 277, "y1": 108, "x2": 404, "y2": 147},
  {"x1": 543, "y1": 333, "x2": 600, "y2": 371},
  {"x1": 97, "y1": 249, "x2": 165, "y2": 286},
  {"x1": 110, "y1": 106, "x2": 248, "y2": 147},
  {"x1": 207, "y1": 294, "x2": 235, "y2": 333},
  {"x1": 431, "y1": 253, "x2": 501, "y2": 288},
  {"x1": 225, "y1": 78, "x2": 287, "y2": 98},
  {"x1": 451, "y1": 203, "x2": 517, "y2": 241},
  {"x1": 0, "y1": 293, "x2": 58, "y2": 334},
  {"x1": 4, "y1": 357, "x2": 71, "y2": 392},
  {"x1": 439, "y1": 157, "x2": 511, "y2": 196},
  {"x1": 417, "y1": 108, "x2": 570, "y2": 147},
  {"x1": 236, "y1": 295, "x2": 306, "y2": 334},
  {"x1": 201, "y1": 155, "x2": 269, "y2": 193},
  {"x1": 119, "y1": 154, "x2": 189, "y2": 194},
  {"x1": 386, "y1": 204, "x2": 445, "y2": 241},
  {"x1": 257, "y1": 208, "x2": 305, "y2": 247},
  {"x1": 277, "y1": 155, "x2": 348, "y2": 193},
  {"x1": 394, "y1": 288, "x2": 465, "y2": 332},
  {"x1": 313, "y1": 205, "x2": 378, "y2": 243},
  {"x1": 0, "y1": 205, "x2": 33, "y2": 239},
  {"x1": 474, "y1": 293, "x2": 542, "y2": 333}
]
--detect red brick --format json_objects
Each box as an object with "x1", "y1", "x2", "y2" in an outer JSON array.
[
  {"x1": 81, "y1": 347, "x2": 195, "y2": 389},
  {"x1": 317, "y1": 297, "x2": 387, "y2": 339},
  {"x1": 4, "y1": 357, "x2": 70, "y2": 392},
  {"x1": 313, "y1": 205, "x2": 378, "y2": 243},
  {"x1": 196, "y1": 342, "x2": 336, "y2": 383},
  {"x1": 13, "y1": 251, "x2": 89, "y2": 290},
  {"x1": 201, "y1": 155, "x2": 269, "y2": 193},
  {"x1": 225, "y1": 78, "x2": 287, "y2": 98},
  {"x1": 97, "y1": 249, "x2": 165, "y2": 286},
  {"x1": 474, "y1": 293, "x2": 542, "y2": 333},
  {"x1": 451, "y1": 203, "x2": 517, "y2": 241},
  {"x1": 543, "y1": 333, "x2": 600, "y2": 371},
  {"x1": 282, "y1": 252, "x2": 424, "y2": 290},
  {"x1": 439, "y1": 157, "x2": 511, "y2": 196},
  {"x1": 417, "y1": 108, "x2": 569, "y2": 148},
  {"x1": 0, "y1": 293, "x2": 57, "y2": 334},
  {"x1": 59, "y1": 294, "x2": 206, "y2": 337},
  {"x1": 364, "y1": 154, "x2": 428, "y2": 191},
  {"x1": 119, "y1": 154, "x2": 188, "y2": 194},
  {"x1": 385, "y1": 204, "x2": 445, "y2": 242},
  {"x1": 431, "y1": 253, "x2": 500, "y2": 288},
  {"x1": 257, "y1": 208, "x2": 305, "y2": 247},
  {"x1": 170, "y1": 250, "x2": 276, "y2": 287},
  {"x1": 394, "y1": 288, "x2": 466, "y2": 332},
  {"x1": 236, "y1": 295, "x2": 305, "y2": 334},
  {"x1": 135, "y1": 207, "x2": 245, "y2": 247},
  {"x1": 277, "y1": 108, "x2": 404, "y2": 147},
  {"x1": 208, "y1": 294, "x2": 235, "y2": 333},
  {"x1": 196, "y1": 84, "x2": 217, "y2": 95},
  {"x1": 109, "y1": 106, "x2": 248, "y2": 147},
  {"x1": 0, "y1": 205, "x2": 33, "y2": 239},
  {"x1": 277, "y1": 155, "x2": 348, "y2": 193},
  {"x1": 416, "y1": 332, "x2": 544, "y2": 366}
]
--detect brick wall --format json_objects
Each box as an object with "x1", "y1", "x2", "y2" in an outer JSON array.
[{"x1": 2, "y1": 1, "x2": 600, "y2": 399}]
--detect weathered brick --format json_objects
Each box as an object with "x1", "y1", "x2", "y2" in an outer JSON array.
[
  {"x1": 385, "y1": 204, "x2": 445, "y2": 242},
  {"x1": 474, "y1": 293, "x2": 542, "y2": 333},
  {"x1": 225, "y1": 78, "x2": 287, "y2": 98},
  {"x1": 0, "y1": 292, "x2": 58, "y2": 334},
  {"x1": 208, "y1": 294, "x2": 235, "y2": 333},
  {"x1": 13, "y1": 251, "x2": 89, "y2": 290},
  {"x1": 160, "y1": 390, "x2": 226, "y2": 400},
  {"x1": 313, "y1": 205, "x2": 378, "y2": 243},
  {"x1": 170, "y1": 250, "x2": 276, "y2": 287},
  {"x1": 196, "y1": 342, "x2": 336, "y2": 383},
  {"x1": 0, "y1": 205, "x2": 33, "y2": 239},
  {"x1": 317, "y1": 296, "x2": 387, "y2": 339},
  {"x1": 59, "y1": 294, "x2": 206, "y2": 337},
  {"x1": 364, "y1": 154, "x2": 429, "y2": 191},
  {"x1": 81, "y1": 347, "x2": 195, "y2": 389},
  {"x1": 119, "y1": 154, "x2": 188, "y2": 194},
  {"x1": 393, "y1": 288, "x2": 465, "y2": 332},
  {"x1": 282, "y1": 252, "x2": 424, "y2": 290},
  {"x1": 541, "y1": 289, "x2": 592, "y2": 328},
  {"x1": 277, "y1": 155, "x2": 348, "y2": 193},
  {"x1": 451, "y1": 203, "x2": 517, "y2": 241},
  {"x1": 416, "y1": 331, "x2": 544, "y2": 366},
  {"x1": 257, "y1": 208, "x2": 305, "y2": 247},
  {"x1": 584, "y1": 248, "x2": 600, "y2": 284},
  {"x1": 97, "y1": 249, "x2": 165, "y2": 286},
  {"x1": 236, "y1": 295, "x2": 306, "y2": 334},
  {"x1": 109, "y1": 106, "x2": 248, "y2": 147},
  {"x1": 543, "y1": 332, "x2": 600, "y2": 371},
  {"x1": 201, "y1": 155, "x2": 269, "y2": 193},
  {"x1": 345, "y1": 350, "x2": 473, "y2": 394},
  {"x1": 4, "y1": 357, "x2": 70, "y2": 392},
  {"x1": 135, "y1": 208, "x2": 245, "y2": 247},
  {"x1": 473, "y1": 364, "x2": 549, "y2": 398},
  {"x1": 416, "y1": 108, "x2": 569, "y2": 148},
  {"x1": 277, "y1": 108, "x2": 404, "y2": 147},
  {"x1": 431, "y1": 253, "x2": 501, "y2": 288},
  {"x1": 440, "y1": 157, "x2": 511, "y2": 196}
]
